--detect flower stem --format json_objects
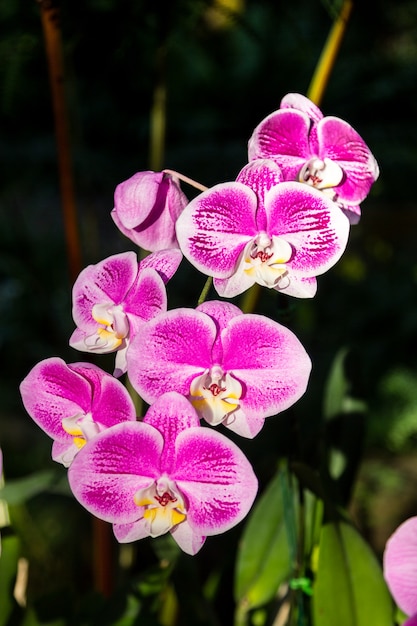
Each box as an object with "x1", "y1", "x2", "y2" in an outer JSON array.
[
  {"x1": 197, "y1": 276, "x2": 213, "y2": 305},
  {"x1": 307, "y1": 0, "x2": 354, "y2": 106},
  {"x1": 163, "y1": 169, "x2": 208, "y2": 193}
]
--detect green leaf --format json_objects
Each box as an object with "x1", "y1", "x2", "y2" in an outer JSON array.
[
  {"x1": 323, "y1": 349, "x2": 366, "y2": 421},
  {"x1": 0, "y1": 470, "x2": 57, "y2": 505},
  {"x1": 312, "y1": 521, "x2": 394, "y2": 626},
  {"x1": 234, "y1": 467, "x2": 295, "y2": 612},
  {"x1": 0, "y1": 535, "x2": 20, "y2": 626}
]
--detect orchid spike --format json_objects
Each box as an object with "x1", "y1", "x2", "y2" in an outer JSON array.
[
  {"x1": 19, "y1": 358, "x2": 137, "y2": 467},
  {"x1": 384, "y1": 516, "x2": 417, "y2": 625},
  {"x1": 248, "y1": 93, "x2": 379, "y2": 223},
  {"x1": 176, "y1": 159, "x2": 349, "y2": 298},
  {"x1": 68, "y1": 391, "x2": 258, "y2": 555},
  {"x1": 126, "y1": 299, "x2": 311, "y2": 438},
  {"x1": 69, "y1": 249, "x2": 182, "y2": 376},
  {"x1": 111, "y1": 170, "x2": 189, "y2": 251}
]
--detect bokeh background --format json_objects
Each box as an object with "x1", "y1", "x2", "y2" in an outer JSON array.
[{"x1": 2, "y1": 0, "x2": 417, "y2": 624}]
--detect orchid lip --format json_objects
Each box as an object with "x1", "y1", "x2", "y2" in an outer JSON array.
[
  {"x1": 298, "y1": 157, "x2": 343, "y2": 194},
  {"x1": 84, "y1": 303, "x2": 130, "y2": 352},
  {"x1": 189, "y1": 366, "x2": 242, "y2": 426},
  {"x1": 61, "y1": 412, "x2": 103, "y2": 449},
  {"x1": 242, "y1": 234, "x2": 292, "y2": 289},
  {"x1": 134, "y1": 475, "x2": 187, "y2": 538}
]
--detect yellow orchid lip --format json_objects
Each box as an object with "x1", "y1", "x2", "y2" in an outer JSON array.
[
  {"x1": 134, "y1": 477, "x2": 187, "y2": 538},
  {"x1": 189, "y1": 367, "x2": 242, "y2": 426}
]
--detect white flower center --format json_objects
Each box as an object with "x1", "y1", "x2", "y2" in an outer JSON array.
[
  {"x1": 243, "y1": 234, "x2": 292, "y2": 289},
  {"x1": 298, "y1": 157, "x2": 343, "y2": 197},
  {"x1": 189, "y1": 365, "x2": 242, "y2": 426},
  {"x1": 134, "y1": 476, "x2": 186, "y2": 537},
  {"x1": 84, "y1": 303, "x2": 129, "y2": 352},
  {"x1": 61, "y1": 412, "x2": 102, "y2": 449}
]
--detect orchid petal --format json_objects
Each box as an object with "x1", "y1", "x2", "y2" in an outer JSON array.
[
  {"x1": 173, "y1": 427, "x2": 258, "y2": 534},
  {"x1": 176, "y1": 183, "x2": 257, "y2": 278},
  {"x1": 196, "y1": 300, "x2": 242, "y2": 362},
  {"x1": 280, "y1": 92, "x2": 323, "y2": 123},
  {"x1": 127, "y1": 308, "x2": 216, "y2": 403},
  {"x1": 139, "y1": 249, "x2": 182, "y2": 284},
  {"x1": 71, "y1": 252, "x2": 138, "y2": 330},
  {"x1": 113, "y1": 171, "x2": 165, "y2": 227},
  {"x1": 265, "y1": 182, "x2": 350, "y2": 276},
  {"x1": 68, "y1": 422, "x2": 162, "y2": 523},
  {"x1": 124, "y1": 267, "x2": 167, "y2": 323},
  {"x1": 248, "y1": 109, "x2": 311, "y2": 181},
  {"x1": 221, "y1": 314, "x2": 311, "y2": 421},
  {"x1": 384, "y1": 516, "x2": 417, "y2": 617},
  {"x1": 318, "y1": 116, "x2": 380, "y2": 204},
  {"x1": 143, "y1": 392, "x2": 200, "y2": 474}
]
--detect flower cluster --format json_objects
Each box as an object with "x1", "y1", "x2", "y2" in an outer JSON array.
[{"x1": 19, "y1": 94, "x2": 378, "y2": 554}]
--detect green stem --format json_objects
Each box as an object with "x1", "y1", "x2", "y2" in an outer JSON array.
[{"x1": 197, "y1": 276, "x2": 213, "y2": 305}]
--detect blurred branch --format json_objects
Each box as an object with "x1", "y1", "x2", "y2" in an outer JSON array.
[{"x1": 36, "y1": 0, "x2": 82, "y2": 283}]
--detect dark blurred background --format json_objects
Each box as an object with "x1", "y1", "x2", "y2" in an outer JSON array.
[{"x1": 2, "y1": 0, "x2": 417, "y2": 623}]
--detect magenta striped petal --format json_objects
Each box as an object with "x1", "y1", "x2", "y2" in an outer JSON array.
[
  {"x1": 280, "y1": 92, "x2": 323, "y2": 123},
  {"x1": 196, "y1": 300, "x2": 242, "y2": 363},
  {"x1": 384, "y1": 516, "x2": 417, "y2": 617},
  {"x1": 265, "y1": 182, "x2": 350, "y2": 276},
  {"x1": 139, "y1": 249, "x2": 183, "y2": 284},
  {"x1": 176, "y1": 183, "x2": 257, "y2": 278},
  {"x1": 68, "y1": 421, "x2": 162, "y2": 523},
  {"x1": 173, "y1": 427, "x2": 258, "y2": 534},
  {"x1": 124, "y1": 267, "x2": 167, "y2": 323},
  {"x1": 127, "y1": 308, "x2": 215, "y2": 402},
  {"x1": 248, "y1": 109, "x2": 311, "y2": 181},
  {"x1": 19, "y1": 358, "x2": 136, "y2": 463},
  {"x1": 143, "y1": 391, "x2": 200, "y2": 473},
  {"x1": 318, "y1": 116, "x2": 380, "y2": 204},
  {"x1": 221, "y1": 314, "x2": 311, "y2": 419},
  {"x1": 71, "y1": 252, "x2": 138, "y2": 330}
]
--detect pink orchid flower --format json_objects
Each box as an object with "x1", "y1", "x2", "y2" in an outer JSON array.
[
  {"x1": 384, "y1": 516, "x2": 417, "y2": 626},
  {"x1": 111, "y1": 170, "x2": 189, "y2": 251},
  {"x1": 248, "y1": 93, "x2": 379, "y2": 223},
  {"x1": 68, "y1": 391, "x2": 258, "y2": 555},
  {"x1": 69, "y1": 249, "x2": 182, "y2": 376},
  {"x1": 19, "y1": 358, "x2": 136, "y2": 467},
  {"x1": 126, "y1": 300, "x2": 311, "y2": 438},
  {"x1": 176, "y1": 159, "x2": 349, "y2": 298}
]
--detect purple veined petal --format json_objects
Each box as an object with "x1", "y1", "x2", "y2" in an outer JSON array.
[
  {"x1": 222, "y1": 408, "x2": 265, "y2": 439},
  {"x1": 173, "y1": 427, "x2": 258, "y2": 535},
  {"x1": 113, "y1": 518, "x2": 150, "y2": 543},
  {"x1": 139, "y1": 249, "x2": 183, "y2": 284},
  {"x1": 280, "y1": 92, "x2": 324, "y2": 124},
  {"x1": 221, "y1": 314, "x2": 311, "y2": 422},
  {"x1": 124, "y1": 267, "x2": 167, "y2": 323},
  {"x1": 73, "y1": 363, "x2": 137, "y2": 427},
  {"x1": 196, "y1": 300, "x2": 242, "y2": 363},
  {"x1": 265, "y1": 182, "x2": 350, "y2": 276},
  {"x1": 68, "y1": 421, "x2": 163, "y2": 524},
  {"x1": 20, "y1": 357, "x2": 95, "y2": 442},
  {"x1": 176, "y1": 183, "x2": 258, "y2": 278},
  {"x1": 143, "y1": 392, "x2": 200, "y2": 474},
  {"x1": 71, "y1": 252, "x2": 139, "y2": 330},
  {"x1": 113, "y1": 171, "x2": 165, "y2": 228},
  {"x1": 170, "y1": 519, "x2": 206, "y2": 555},
  {"x1": 127, "y1": 308, "x2": 216, "y2": 403},
  {"x1": 248, "y1": 108, "x2": 312, "y2": 181},
  {"x1": 317, "y1": 116, "x2": 380, "y2": 204},
  {"x1": 112, "y1": 174, "x2": 189, "y2": 252},
  {"x1": 236, "y1": 159, "x2": 283, "y2": 204},
  {"x1": 384, "y1": 516, "x2": 417, "y2": 617},
  {"x1": 213, "y1": 266, "x2": 256, "y2": 299},
  {"x1": 236, "y1": 159, "x2": 284, "y2": 231},
  {"x1": 51, "y1": 440, "x2": 80, "y2": 466},
  {"x1": 277, "y1": 274, "x2": 317, "y2": 298}
]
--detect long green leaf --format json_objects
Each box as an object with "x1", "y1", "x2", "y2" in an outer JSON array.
[
  {"x1": 234, "y1": 467, "x2": 295, "y2": 612},
  {"x1": 312, "y1": 521, "x2": 394, "y2": 626}
]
